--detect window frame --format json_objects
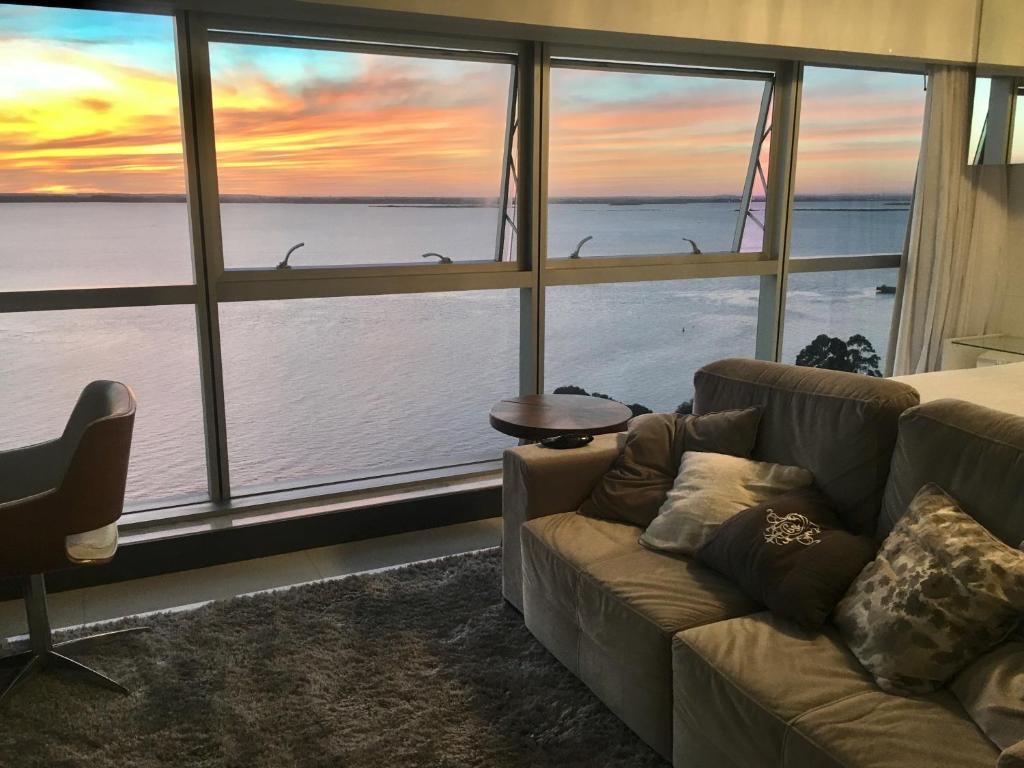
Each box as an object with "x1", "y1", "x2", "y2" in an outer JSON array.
[{"x1": 0, "y1": 6, "x2": 929, "y2": 526}]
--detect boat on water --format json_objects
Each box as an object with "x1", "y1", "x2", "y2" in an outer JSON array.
[{"x1": 876, "y1": 284, "x2": 896, "y2": 294}]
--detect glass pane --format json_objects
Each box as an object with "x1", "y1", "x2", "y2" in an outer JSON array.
[
  {"x1": 547, "y1": 65, "x2": 772, "y2": 259},
  {"x1": 791, "y1": 68, "x2": 925, "y2": 258},
  {"x1": 544, "y1": 277, "x2": 761, "y2": 412},
  {"x1": 220, "y1": 290, "x2": 519, "y2": 493},
  {"x1": 782, "y1": 268, "x2": 898, "y2": 376},
  {"x1": 0, "y1": 305, "x2": 208, "y2": 506},
  {"x1": 1012, "y1": 89, "x2": 1024, "y2": 165},
  {"x1": 0, "y1": 5, "x2": 193, "y2": 289},
  {"x1": 209, "y1": 40, "x2": 515, "y2": 268}
]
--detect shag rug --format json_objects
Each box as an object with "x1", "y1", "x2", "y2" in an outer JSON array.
[{"x1": 0, "y1": 549, "x2": 668, "y2": 767}]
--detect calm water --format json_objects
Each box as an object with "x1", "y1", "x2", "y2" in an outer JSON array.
[{"x1": 0, "y1": 199, "x2": 907, "y2": 505}]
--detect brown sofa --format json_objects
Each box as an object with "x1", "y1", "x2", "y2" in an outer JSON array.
[{"x1": 502, "y1": 358, "x2": 1024, "y2": 767}]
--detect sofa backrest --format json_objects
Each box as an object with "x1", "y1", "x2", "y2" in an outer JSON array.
[
  {"x1": 879, "y1": 398, "x2": 1024, "y2": 545},
  {"x1": 693, "y1": 358, "x2": 920, "y2": 535}
]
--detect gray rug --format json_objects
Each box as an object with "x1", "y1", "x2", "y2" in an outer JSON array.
[{"x1": 0, "y1": 549, "x2": 668, "y2": 767}]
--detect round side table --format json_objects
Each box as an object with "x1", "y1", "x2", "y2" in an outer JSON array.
[{"x1": 489, "y1": 394, "x2": 632, "y2": 449}]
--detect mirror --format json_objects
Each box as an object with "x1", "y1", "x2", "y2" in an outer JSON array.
[{"x1": 969, "y1": 76, "x2": 1024, "y2": 165}]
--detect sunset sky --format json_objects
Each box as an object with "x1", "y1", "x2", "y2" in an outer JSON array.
[{"x1": 0, "y1": 4, "x2": 928, "y2": 197}]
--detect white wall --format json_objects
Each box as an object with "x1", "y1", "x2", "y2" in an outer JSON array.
[
  {"x1": 997, "y1": 166, "x2": 1024, "y2": 335},
  {"x1": 300, "y1": 0, "x2": 982, "y2": 64}
]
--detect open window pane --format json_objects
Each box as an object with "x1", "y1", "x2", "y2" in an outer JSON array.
[
  {"x1": 544, "y1": 277, "x2": 761, "y2": 411},
  {"x1": 219, "y1": 290, "x2": 518, "y2": 494},
  {"x1": 209, "y1": 39, "x2": 516, "y2": 269},
  {"x1": 791, "y1": 67, "x2": 925, "y2": 258},
  {"x1": 547, "y1": 63, "x2": 772, "y2": 259},
  {"x1": 0, "y1": 305, "x2": 208, "y2": 506},
  {"x1": 0, "y1": 5, "x2": 193, "y2": 290},
  {"x1": 782, "y1": 268, "x2": 898, "y2": 376}
]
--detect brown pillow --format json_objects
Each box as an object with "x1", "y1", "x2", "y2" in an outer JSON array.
[
  {"x1": 579, "y1": 407, "x2": 761, "y2": 527},
  {"x1": 835, "y1": 484, "x2": 1024, "y2": 695},
  {"x1": 697, "y1": 487, "x2": 876, "y2": 628}
]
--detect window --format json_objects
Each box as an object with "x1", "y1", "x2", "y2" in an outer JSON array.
[
  {"x1": 0, "y1": 5, "x2": 192, "y2": 289},
  {"x1": 0, "y1": 4, "x2": 207, "y2": 510},
  {"x1": 208, "y1": 37, "x2": 517, "y2": 268},
  {"x1": 791, "y1": 67, "x2": 925, "y2": 258},
  {"x1": 782, "y1": 268, "x2": 899, "y2": 376},
  {"x1": 219, "y1": 290, "x2": 519, "y2": 493},
  {"x1": 544, "y1": 277, "x2": 761, "y2": 411},
  {"x1": 547, "y1": 62, "x2": 773, "y2": 259}
]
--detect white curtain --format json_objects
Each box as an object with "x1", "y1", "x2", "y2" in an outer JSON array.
[{"x1": 893, "y1": 66, "x2": 1010, "y2": 375}]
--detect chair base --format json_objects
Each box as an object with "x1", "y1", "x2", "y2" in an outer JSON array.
[{"x1": 1, "y1": 573, "x2": 151, "y2": 705}]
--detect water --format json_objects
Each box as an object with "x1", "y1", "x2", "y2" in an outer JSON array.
[{"x1": 0, "y1": 199, "x2": 907, "y2": 507}]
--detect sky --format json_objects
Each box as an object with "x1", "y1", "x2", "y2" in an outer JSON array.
[{"x1": 0, "y1": 4, "x2": 930, "y2": 197}]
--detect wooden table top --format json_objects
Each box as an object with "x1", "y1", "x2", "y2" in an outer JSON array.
[{"x1": 489, "y1": 394, "x2": 633, "y2": 440}]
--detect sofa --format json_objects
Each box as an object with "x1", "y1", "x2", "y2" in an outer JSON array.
[{"x1": 501, "y1": 358, "x2": 1024, "y2": 767}]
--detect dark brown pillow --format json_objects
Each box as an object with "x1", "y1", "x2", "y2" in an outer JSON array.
[
  {"x1": 697, "y1": 487, "x2": 876, "y2": 629},
  {"x1": 579, "y1": 407, "x2": 761, "y2": 527}
]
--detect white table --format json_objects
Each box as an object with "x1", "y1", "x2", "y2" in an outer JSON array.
[{"x1": 893, "y1": 361, "x2": 1024, "y2": 418}]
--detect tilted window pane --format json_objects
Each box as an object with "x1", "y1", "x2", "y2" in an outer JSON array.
[
  {"x1": 0, "y1": 305, "x2": 208, "y2": 506},
  {"x1": 209, "y1": 40, "x2": 516, "y2": 268},
  {"x1": 0, "y1": 5, "x2": 192, "y2": 289},
  {"x1": 791, "y1": 68, "x2": 925, "y2": 258},
  {"x1": 219, "y1": 291, "x2": 518, "y2": 494},
  {"x1": 547, "y1": 64, "x2": 773, "y2": 259},
  {"x1": 544, "y1": 277, "x2": 761, "y2": 412},
  {"x1": 782, "y1": 268, "x2": 899, "y2": 376}
]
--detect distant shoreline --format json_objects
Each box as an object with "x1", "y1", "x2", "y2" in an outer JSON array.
[{"x1": 0, "y1": 193, "x2": 912, "y2": 205}]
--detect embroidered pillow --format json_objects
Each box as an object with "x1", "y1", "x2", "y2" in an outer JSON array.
[
  {"x1": 835, "y1": 484, "x2": 1024, "y2": 695},
  {"x1": 697, "y1": 487, "x2": 876, "y2": 628},
  {"x1": 580, "y1": 407, "x2": 762, "y2": 527},
  {"x1": 639, "y1": 451, "x2": 813, "y2": 556}
]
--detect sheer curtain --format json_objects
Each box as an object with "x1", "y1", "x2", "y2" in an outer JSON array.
[{"x1": 893, "y1": 66, "x2": 1010, "y2": 375}]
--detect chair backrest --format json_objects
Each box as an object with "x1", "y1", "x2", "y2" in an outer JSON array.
[
  {"x1": 693, "y1": 359, "x2": 919, "y2": 535},
  {"x1": 879, "y1": 398, "x2": 1024, "y2": 546},
  {"x1": 57, "y1": 380, "x2": 136, "y2": 535}
]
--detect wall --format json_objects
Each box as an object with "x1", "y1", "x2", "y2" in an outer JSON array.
[
  {"x1": 977, "y1": 0, "x2": 1024, "y2": 71},
  {"x1": 297, "y1": 0, "x2": 981, "y2": 64},
  {"x1": 997, "y1": 166, "x2": 1024, "y2": 335}
]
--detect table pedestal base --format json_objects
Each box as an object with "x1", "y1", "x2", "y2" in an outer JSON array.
[{"x1": 540, "y1": 434, "x2": 594, "y2": 450}]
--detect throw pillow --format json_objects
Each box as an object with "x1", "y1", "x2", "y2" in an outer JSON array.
[
  {"x1": 697, "y1": 487, "x2": 876, "y2": 628},
  {"x1": 639, "y1": 451, "x2": 813, "y2": 556},
  {"x1": 951, "y1": 634, "x2": 1024, "y2": 751},
  {"x1": 834, "y1": 483, "x2": 1024, "y2": 695},
  {"x1": 580, "y1": 407, "x2": 762, "y2": 527}
]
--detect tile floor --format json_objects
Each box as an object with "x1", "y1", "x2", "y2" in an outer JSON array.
[{"x1": 0, "y1": 518, "x2": 502, "y2": 643}]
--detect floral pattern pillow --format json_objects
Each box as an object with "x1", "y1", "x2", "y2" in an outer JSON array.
[{"x1": 835, "y1": 483, "x2": 1024, "y2": 695}]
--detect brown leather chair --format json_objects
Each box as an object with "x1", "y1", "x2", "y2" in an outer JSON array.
[{"x1": 0, "y1": 380, "x2": 146, "y2": 703}]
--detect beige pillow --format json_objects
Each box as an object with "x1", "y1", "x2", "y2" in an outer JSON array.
[
  {"x1": 639, "y1": 451, "x2": 813, "y2": 556},
  {"x1": 951, "y1": 636, "x2": 1024, "y2": 751}
]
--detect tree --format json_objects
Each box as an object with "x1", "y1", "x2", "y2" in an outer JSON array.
[
  {"x1": 553, "y1": 385, "x2": 652, "y2": 418},
  {"x1": 795, "y1": 333, "x2": 882, "y2": 377}
]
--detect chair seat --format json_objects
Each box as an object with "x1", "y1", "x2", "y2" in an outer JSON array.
[{"x1": 65, "y1": 522, "x2": 119, "y2": 563}]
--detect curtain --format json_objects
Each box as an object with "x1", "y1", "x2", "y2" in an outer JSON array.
[{"x1": 893, "y1": 66, "x2": 1010, "y2": 375}]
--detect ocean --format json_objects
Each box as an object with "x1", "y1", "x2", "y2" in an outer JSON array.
[{"x1": 0, "y1": 198, "x2": 907, "y2": 507}]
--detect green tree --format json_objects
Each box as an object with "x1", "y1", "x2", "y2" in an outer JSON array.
[{"x1": 795, "y1": 333, "x2": 882, "y2": 377}]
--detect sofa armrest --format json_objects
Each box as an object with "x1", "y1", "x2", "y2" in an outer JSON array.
[{"x1": 501, "y1": 433, "x2": 622, "y2": 611}]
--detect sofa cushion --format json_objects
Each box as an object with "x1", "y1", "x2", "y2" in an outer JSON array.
[
  {"x1": 673, "y1": 612, "x2": 999, "y2": 768},
  {"x1": 835, "y1": 483, "x2": 1024, "y2": 695},
  {"x1": 952, "y1": 636, "x2": 1024, "y2": 751},
  {"x1": 693, "y1": 358, "x2": 919, "y2": 535},
  {"x1": 785, "y1": 688, "x2": 999, "y2": 768},
  {"x1": 1001, "y1": 741, "x2": 1024, "y2": 768},
  {"x1": 580, "y1": 407, "x2": 762, "y2": 527},
  {"x1": 672, "y1": 612, "x2": 877, "y2": 768},
  {"x1": 697, "y1": 487, "x2": 877, "y2": 628},
  {"x1": 520, "y1": 511, "x2": 641, "y2": 618},
  {"x1": 879, "y1": 399, "x2": 1024, "y2": 545},
  {"x1": 640, "y1": 452, "x2": 812, "y2": 556}
]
